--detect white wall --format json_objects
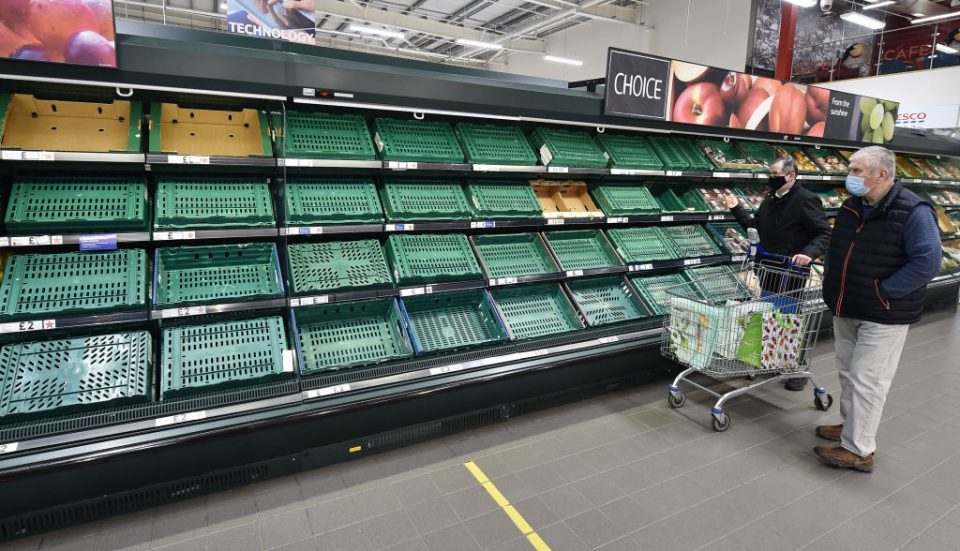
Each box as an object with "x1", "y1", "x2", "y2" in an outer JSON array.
[{"x1": 818, "y1": 66, "x2": 960, "y2": 109}]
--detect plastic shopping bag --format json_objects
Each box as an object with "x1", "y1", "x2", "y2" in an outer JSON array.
[{"x1": 668, "y1": 297, "x2": 724, "y2": 370}]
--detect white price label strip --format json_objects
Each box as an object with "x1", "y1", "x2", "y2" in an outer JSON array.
[
  {"x1": 629, "y1": 264, "x2": 654, "y2": 272},
  {"x1": 155, "y1": 411, "x2": 206, "y2": 427},
  {"x1": 400, "y1": 287, "x2": 427, "y2": 297},
  {"x1": 666, "y1": 170, "x2": 682, "y2": 177},
  {"x1": 291, "y1": 295, "x2": 329, "y2": 307},
  {"x1": 429, "y1": 363, "x2": 464, "y2": 376},
  {"x1": 167, "y1": 155, "x2": 209, "y2": 164},
  {"x1": 518, "y1": 349, "x2": 548, "y2": 359},
  {"x1": 0, "y1": 319, "x2": 56, "y2": 333},
  {"x1": 546, "y1": 219, "x2": 565, "y2": 226},
  {"x1": 387, "y1": 161, "x2": 418, "y2": 170},
  {"x1": 154, "y1": 231, "x2": 196, "y2": 241},
  {"x1": 0, "y1": 442, "x2": 18, "y2": 454},
  {"x1": 313, "y1": 383, "x2": 351, "y2": 397},
  {"x1": 11, "y1": 235, "x2": 57, "y2": 247},
  {"x1": 385, "y1": 224, "x2": 415, "y2": 232},
  {"x1": 2, "y1": 150, "x2": 53, "y2": 161},
  {"x1": 713, "y1": 172, "x2": 732, "y2": 178},
  {"x1": 161, "y1": 306, "x2": 207, "y2": 319},
  {"x1": 709, "y1": 215, "x2": 726, "y2": 221},
  {"x1": 684, "y1": 258, "x2": 702, "y2": 266},
  {"x1": 732, "y1": 255, "x2": 747, "y2": 262},
  {"x1": 0, "y1": 237, "x2": 8, "y2": 247},
  {"x1": 473, "y1": 164, "x2": 500, "y2": 172},
  {"x1": 607, "y1": 217, "x2": 628, "y2": 224},
  {"x1": 547, "y1": 166, "x2": 569, "y2": 173},
  {"x1": 599, "y1": 336, "x2": 620, "y2": 344},
  {"x1": 565, "y1": 270, "x2": 584, "y2": 277},
  {"x1": 471, "y1": 221, "x2": 496, "y2": 229},
  {"x1": 282, "y1": 350, "x2": 295, "y2": 373},
  {"x1": 660, "y1": 216, "x2": 674, "y2": 222}
]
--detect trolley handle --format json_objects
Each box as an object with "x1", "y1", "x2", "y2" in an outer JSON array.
[{"x1": 750, "y1": 243, "x2": 824, "y2": 269}]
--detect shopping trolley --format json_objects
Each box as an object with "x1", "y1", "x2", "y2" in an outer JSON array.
[{"x1": 662, "y1": 243, "x2": 833, "y2": 432}]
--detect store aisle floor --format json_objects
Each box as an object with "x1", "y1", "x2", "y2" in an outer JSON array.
[{"x1": 8, "y1": 311, "x2": 960, "y2": 551}]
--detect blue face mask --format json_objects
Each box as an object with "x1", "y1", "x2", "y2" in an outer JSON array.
[{"x1": 845, "y1": 175, "x2": 869, "y2": 197}]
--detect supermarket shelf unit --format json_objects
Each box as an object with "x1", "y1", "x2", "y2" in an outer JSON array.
[{"x1": 0, "y1": 25, "x2": 958, "y2": 540}]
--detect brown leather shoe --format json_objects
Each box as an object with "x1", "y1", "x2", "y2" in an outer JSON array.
[
  {"x1": 814, "y1": 446, "x2": 874, "y2": 472},
  {"x1": 816, "y1": 424, "x2": 843, "y2": 441}
]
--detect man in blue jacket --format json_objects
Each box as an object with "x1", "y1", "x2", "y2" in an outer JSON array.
[{"x1": 816, "y1": 146, "x2": 942, "y2": 472}]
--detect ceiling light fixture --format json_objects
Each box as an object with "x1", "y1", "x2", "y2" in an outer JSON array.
[
  {"x1": 912, "y1": 12, "x2": 925, "y2": 16},
  {"x1": 840, "y1": 11, "x2": 887, "y2": 29},
  {"x1": 544, "y1": 55, "x2": 583, "y2": 66},
  {"x1": 219, "y1": 2, "x2": 228, "y2": 9},
  {"x1": 912, "y1": 12, "x2": 960, "y2": 24},
  {"x1": 455, "y1": 38, "x2": 503, "y2": 50},
  {"x1": 783, "y1": 0, "x2": 817, "y2": 6},
  {"x1": 348, "y1": 25, "x2": 405, "y2": 39},
  {"x1": 863, "y1": 2, "x2": 897, "y2": 11},
  {"x1": 936, "y1": 43, "x2": 959, "y2": 54}
]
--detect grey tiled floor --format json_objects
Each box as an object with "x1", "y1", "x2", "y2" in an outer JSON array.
[{"x1": 8, "y1": 311, "x2": 960, "y2": 551}]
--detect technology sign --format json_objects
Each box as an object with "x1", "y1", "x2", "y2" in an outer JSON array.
[{"x1": 227, "y1": 0, "x2": 316, "y2": 45}]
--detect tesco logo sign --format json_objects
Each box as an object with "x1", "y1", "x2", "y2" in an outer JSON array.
[
  {"x1": 893, "y1": 104, "x2": 959, "y2": 129},
  {"x1": 898, "y1": 112, "x2": 927, "y2": 121}
]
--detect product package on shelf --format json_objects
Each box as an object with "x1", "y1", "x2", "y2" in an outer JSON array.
[
  {"x1": 907, "y1": 156, "x2": 944, "y2": 180},
  {"x1": 154, "y1": 176, "x2": 275, "y2": 229},
  {"x1": 293, "y1": 298, "x2": 413, "y2": 374},
  {"x1": 385, "y1": 233, "x2": 483, "y2": 285},
  {"x1": 942, "y1": 239, "x2": 960, "y2": 271},
  {"x1": 490, "y1": 283, "x2": 584, "y2": 340},
  {"x1": 706, "y1": 222, "x2": 750, "y2": 255},
  {"x1": 735, "y1": 184, "x2": 766, "y2": 211},
  {"x1": 697, "y1": 186, "x2": 742, "y2": 212},
  {"x1": 283, "y1": 178, "x2": 384, "y2": 226},
  {"x1": 5, "y1": 173, "x2": 149, "y2": 234},
  {"x1": 0, "y1": 94, "x2": 142, "y2": 153},
  {"x1": 565, "y1": 275, "x2": 652, "y2": 326},
  {"x1": 380, "y1": 180, "x2": 472, "y2": 222},
  {"x1": 735, "y1": 141, "x2": 776, "y2": 169},
  {"x1": 456, "y1": 123, "x2": 537, "y2": 166},
  {"x1": 696, "y1": 139, "x2": 764, "y2": 172},
  {"x1": 543, "y1": 230, "x2": 623, "y2": 272},
  {"x1": 528, "y1": 127, "x2": 607, "y2": 168},
  {"x1": 804, "y1": 147, "x2": 848, "y2": 175},
  {"x1": 400, "y1": 289, "x2": 508, "y2": 354},
  {"x1": 589, "y1": 182, "x2": 661, "y2": 216},
  {"x1": 0, "y1": 331, "x2": 153, "y2": 421},
  {"x1": 372, "y1": 118, "x2": 465, "y2": 164},
  {"x1": 606, "y1": 226, "x2": 679, "y2": 263},
  {"x1": 808, "y1": 185, "x2": 843, "y2": 209},
  {"x1": 650, "y1": 184, "x2": 711, "y2": 214},
  {"x1": 773, "y1": 145, "x2": 822, "y2": 174},
  {"x1": 465, "y1": 181, "x2": 544, "y2": 220},
  {"x1": 471, "y1": 233, "x2": 560, "y2": 280},
  {"x1": 594, "y1": 134, "x2": 664, "y2": 171},
  {"x1": 923, "y1": 188, "x2": 960, "y2": 208},
  {"x1": 275, "y1": 111, "x2": 376, "y2": 160},
  {"x1": 531, "y1": 180, "x2": 604, "y2": 219},
  {"x1": 895, "y1": 157, "x2": 924, "y2": 179},
  {"x1": 928, "y1": 158, "x2": 960, "y2": 180},
  {"x1": 149, "y1": 103, "x2": 272, "y2": 158},
  {"x1": 161, "y1": 316, "x2": 292, "y2": 398},
  {"x1": 935, "y1": 207, "x2": 959, "y2": 236},
  {"x1": 287, "y1": 240, "x2": 393, "y2": 296}
]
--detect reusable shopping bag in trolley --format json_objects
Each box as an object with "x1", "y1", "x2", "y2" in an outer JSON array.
[
  {"x1": 667, "y1": 297, "x2": 725, "y2": 371},
  {"x1": 735, "y1": 311, "x2": 802, "y2": 369}
]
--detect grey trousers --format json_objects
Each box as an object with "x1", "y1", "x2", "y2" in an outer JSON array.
[{"x1": 834, "y1": 316, "x2": 910, "y2": 457}]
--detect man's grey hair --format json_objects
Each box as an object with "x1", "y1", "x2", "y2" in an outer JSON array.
[
  {"x1": 771, "y1": 156, "x2": 797, "y2": 175},
  {"x1": 852, "y1": 146, "x2": 896, "y2": 181}
]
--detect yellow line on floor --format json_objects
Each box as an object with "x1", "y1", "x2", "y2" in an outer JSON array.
[{"x1": 464, "y1": 461, "x2": 551, "y2": 551}]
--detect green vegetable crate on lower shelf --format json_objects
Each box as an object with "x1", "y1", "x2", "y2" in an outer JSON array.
[
  {"x1": 154, "y1": 177, "x2": 275, "y2": 229},
  {"x1": 287, "y1": 240, "x2": 392, "y2": 296},
  {"x1": 464, "y1": 181, "x2": 543, "y2": 219},
  {"x1": 380, "y1": 180, "x2": 472, "y2": 222},
  {"x1": 565, "y1": 276, "x2": 652, "y2": 326},
  {"x1": 386, "y1": 234, "x2": 484, "y2": 285},
  {"x1": 400, "y1": 289, "x2": 508, "y2": 354},
  {"x1": 471, "y1": 233, "x2": 560, "y2": 280},
  {"x1": 283, "y1": 178, "x2": 384, "y2": 226},
  {"x1": 629, "y1": 272, "x2": 690, "y2": 316},
  {"x1": 490, "y1": 283, "x2": 583, "y2": 340}
]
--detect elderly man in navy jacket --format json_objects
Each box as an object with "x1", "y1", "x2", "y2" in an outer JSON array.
[{"x1": 815, "y1": 146, "x2": 942, "y2": 473}]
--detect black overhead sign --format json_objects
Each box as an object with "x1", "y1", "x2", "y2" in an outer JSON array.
[{"x1": 603, "y1": 48, "x2": 671, "y2": 120}]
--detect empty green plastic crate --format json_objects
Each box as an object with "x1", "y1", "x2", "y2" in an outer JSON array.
[
  {"x1": 287, "y1": 240, "x2": 392, "y2": 296},
  {"x1": 283, "y1": 178, "x2": 384, "y2": 226},
  {"x1": 683, "y1": 265, "x2": 753, "y2": 302},
  {"x1": 456, "y1": 123, "x2": 537, "y2": 165},
  {"x1": 651, "y1": 185, "x2": 710, "y2": 213},
  {"x1": 472, "y1": 233, "x2": 559, "y2": 279},
  {"x1": 606, "y1": 227, "x2": 678, "y2": 263},
  {"x1": 278, "y1": 111, "x2": 376, "y2": 160},
  {"x1": 5, "y1": 174, "x2": 148, "y2": 234},
  {"x1": 155, "y1": 177, "x2": 275, "y2": 229},
  {"x1": 0, "y1": 331, "x2": 152, "y2": 420},
  {"x1": 595, "y1": 134, "x2": 664, "y2": 170},
  {"x1": 646, "y1": 136, "x2": 713, "y2": 171},
  {"x1": 373, "y1": 118, "x2": 464, "y2": 163},
  {"x1": 544, "y1": 230, "x2": 622, "y2": 271},
  {"x1": 161, "y1": 316, "x2": 291, "y2": 398},
  {"x1": 662, "y1": 225, "x2": 724, "y2": 258},
  {"x1": 386, "y1": 234, "x2": 483, "y2": 285},
  {"x1": 566, "y1": 276, "x2": 651, "y2": 326},
  {"x1": 590, "y1": 183, "x2": 661, "y2": 216},
  {"x1": 294, "y1": 298, "x2": 413, "y2": 373},
  {"x1": 736, "y1": 140, "x2": 776, "y2": 168},
  {"x1": 154, "y1": 243, "x2": 284, "y2": 307},
  {"x1": 465, "y1": 181, "x2": 543, "y2": 219},
  {"x1": 629, "y1": 272, "x2": 689, "y2": 315},
  {"x1": 0, "y1": 250, "x2": 147, "y2": 318},
  {"x1": 380, "y1": 181, "x2": 472, "y2": 222},
  {"x1": 400, "y1": 289, "x2": 507, "y2": 354},
  {"x1": 491, "y1": 283, "x2": 583, "y2": 340},
  {"x1": 529, "y1": 127, "x2": 607, "y2": 168}
]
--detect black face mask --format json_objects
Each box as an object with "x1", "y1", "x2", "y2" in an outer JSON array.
[{"x1": 768, "y1": 175, "x2": 787, "y2": 191}]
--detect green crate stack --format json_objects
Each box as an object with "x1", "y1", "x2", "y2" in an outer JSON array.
[
  {"x1": 471, "y1": 233, "x2": 559, "y2": 279},
  {"x1": 0, "y1": 250, "x2": 147, "y2": 318},
  {"x1": 735, "y1": 140, "x2": 776, "y2": 169},
  {"x1": 0, "y1": 331, "x2": 152, "y2": 420},
  {"x1": 589, "y1": 183, "x2": 661, "y2": 216},
  {"x1": 490, "y1": 283, "x2": 583, "y2": 340},
  {"x1": 5, "y1": 174, "x2": 148, "y2": 234},
  {"x1": 650, "y1": 184, "x2": 711, "y2": 213},
  {"x1": 606, "y1": 227, "x2": 679, "y2": 263},
  {"x1": 287, "y1": 240, "x2": 392, "y2": 296},
  {"x1": 456, "y1": 123, "x2": 538, "y2": 166},
  {"x1": 154, "y1": 243, "x2": 284, "y2": 307},
  {"x1": 528, "y1": 127, "x2": 607, "y2": 168},
  {"x1": 683, "y1": 265, "x2": 753, "y2": 302},
  {"x1": 697, "y1": 139, "x2": 763, "y2": 172},
  {"x1": 283, "y1": 178, "x2": 384, "y2": 226},
  {"x1": 380, "y1": 180, "x2": 472, "y2": 222},
  {"x1": 566, "y1": 275, "x2": 651, "y2": 326},
  {"x1": 154, "y1": 177, "x2": 275, "y2": 229},
  {"x1": 161, "y1": 316, "x2": 291, "y2": 398},
  {"x1": 544, "y1": 230, "x2": 622, "y2": 271},
  {"x1": 464, "y1": 181, "x2": 543, "y2": 219},
  {"x1": 400, "y1": 289, "x2": 507, "y2": 354},
  {"x1": 277, "y1": 111, "x2": 376, "y2": 160},
  {"x1": 385, "y1": 234, "x2": 483, "y2": 285},
  {"x1": 805, "y1": 147, "x2": 848, "y2": 175},
  {"x1": 594, "y1": 134, "x2": 664, "y2": 170},
  {"x1": 373, "y1": 118, "x2": 464, "y2": 163},
  {"x1": 706, "y1": 222, "x2": 750, "y2": 255},
  {"x1": 662, "y1": 225, "x2": 724, "y2": 258},
  {"x1": 646, "y1": 136, "x2": 713, "y2": 171},
  {"x1": 293, "y1": 298, "x2": 413, "y2": 373},
  {"x1": 628, "y1": 272, "x2": 689, "y2": 316}
]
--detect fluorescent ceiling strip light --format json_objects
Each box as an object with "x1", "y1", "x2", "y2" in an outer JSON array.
[
  {"x1": 912, "y1": 12, "x2": 960, "y2": 24},
  {"x1": 863, "y1": 1, "x2": 896, "y2": 11},
  {"x1": 936, "y1": 43, "x2": 959, "y2": 54},
  {"x1": 544, "y1": 55, "x2": 583, "y2": 66},
  {"x1": 783, "y1": 0, "x2": 817, "y2": 7},
  {"x1": 840, "y1": 11, "x2": 886, "y2": 29},
  {"x1": 348, "y1": 25, "x2": 405, "y2": 39},
  {"x1": 456, "y1": 38, "x2": 503, "y2": 50}
]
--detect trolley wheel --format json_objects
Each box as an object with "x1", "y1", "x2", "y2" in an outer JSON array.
[
  {"x1": 815, "y1": 393, "x2": 834, "y2": 412},
  {"x1": 668, "y1": 392, "x2": 686, "y2": 409},
  {"x1": 711, "y1": 414, "x2": 731, "y2": 432}
]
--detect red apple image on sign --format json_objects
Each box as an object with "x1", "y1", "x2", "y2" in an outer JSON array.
[
  {"x1": 805, "y1": 87, "x2": 830, "y2": 125},
  {"x1": 0, "y1": 0, "x2": 115, "y2": 67},
  {"x1": 673, "y1": 82, "x2": 726, "y2": 127}
]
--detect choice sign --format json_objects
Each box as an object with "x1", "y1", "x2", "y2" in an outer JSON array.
[{"x1": 604, "y1": 48, "x2": 671, "y2": 120}]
